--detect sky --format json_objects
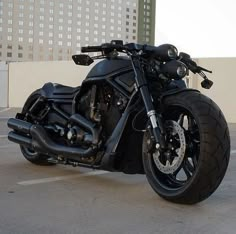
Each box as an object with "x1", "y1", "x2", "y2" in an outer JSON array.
[{"x1": 155, "y1": 0, "x2": 236, "y2": 58}]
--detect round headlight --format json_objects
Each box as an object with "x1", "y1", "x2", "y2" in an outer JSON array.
[
  {"x1": 177, "y1": 65, "x2": 187, "y2": 78},
  {"x1": 168, "y1": 46, "x2": 178, "y2": 59}
]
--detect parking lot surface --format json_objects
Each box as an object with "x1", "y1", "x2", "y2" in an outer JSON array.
[{"x1": 0, "y1": 108, "x2": 236, "y2": 234}]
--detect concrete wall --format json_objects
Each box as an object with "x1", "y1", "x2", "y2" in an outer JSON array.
[
  {"x1": 191, "y1": 58, "x2": 236, "y2": 123},
  {"x1": 9, "y1": 60, "x2": 97, "y2": 107},
  {"x1": 0, "y1": 62, "x2": 9, "y2": 107},
  {"x1": 7, "y1": 58, "x2": 236, "y2": 123}
]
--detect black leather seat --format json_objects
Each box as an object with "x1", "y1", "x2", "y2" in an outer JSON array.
[{"x1": 41, "y1": 83, "x2": 80, "y2": 99}]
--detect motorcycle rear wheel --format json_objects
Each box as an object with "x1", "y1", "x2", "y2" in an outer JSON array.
[
  {"x1": 20, "y1": 91, "x2": 55, "y2": 166},
  {"x1": 142, "y1": 91, "x2": 230, "y2": 204}
]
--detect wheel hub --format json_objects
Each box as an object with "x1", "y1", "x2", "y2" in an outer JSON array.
[{"x1": 153, "y1": 120, "x2": 186, "y2": 174}]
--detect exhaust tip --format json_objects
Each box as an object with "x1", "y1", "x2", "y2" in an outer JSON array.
[{"x1": 8, "y1": 131, "x2": 32, "y2": 147}]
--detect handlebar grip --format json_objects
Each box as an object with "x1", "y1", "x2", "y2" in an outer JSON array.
[{"x1": 81, "y1": 46, "x2": 103, "y2": 53}]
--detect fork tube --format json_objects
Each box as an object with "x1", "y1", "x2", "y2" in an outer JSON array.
[{"x1": 131, "y1": 56, "x2": 165, "y2": 148}]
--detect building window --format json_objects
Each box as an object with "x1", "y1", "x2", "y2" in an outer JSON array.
[
  {"x1": 18, "y1": 45, "x2": 23, "y2": 50},
  {"x1": 19, "y1": 37, "x2": 23, "y2": 42},
  {"x1": 7, "y1": 36, "x2": 12, "y2": 41},
  {"x1": 7, "y1": 52, "x2": 12, "y2": 57},
  {"x1": 29, "y1": 38, "x2": 33, "y2": 43},
  {"x1": 18, "y1": 53, "x2": 23, "y2": 58},
  {"x1": 28, "y1": 54, "x2": 33, "y2": 59},
  {"x1": 7, "y1": 44, "x2": 12, "y2": 49}
]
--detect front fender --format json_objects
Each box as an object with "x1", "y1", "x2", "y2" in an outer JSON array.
[{"x1": 160, "y1": 87, "x2": 200, "y2": 102}]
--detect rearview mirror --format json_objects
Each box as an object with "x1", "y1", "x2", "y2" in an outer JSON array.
[{"x1": 72, "y1": 54, "x2": 94, "y2": 66}]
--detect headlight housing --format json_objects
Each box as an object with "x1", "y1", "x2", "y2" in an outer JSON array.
[{"x1": 160, "y1": 60, "x2": 188, "y2": 80}]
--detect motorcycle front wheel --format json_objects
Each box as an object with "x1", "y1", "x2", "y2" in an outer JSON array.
[{"x1": 142, "y1": 91, "x2": 230, "y2": 204}]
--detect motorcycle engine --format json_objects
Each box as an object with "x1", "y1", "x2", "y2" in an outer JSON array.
[{"x1": 77, "y1": 84, "x2": 128, "y2": 138}]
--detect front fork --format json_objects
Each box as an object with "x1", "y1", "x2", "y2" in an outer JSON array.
[{"x1": 131, "y1": 56, "x2": 165, "y2": 149}]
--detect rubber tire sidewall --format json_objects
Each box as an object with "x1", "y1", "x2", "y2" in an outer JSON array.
[{"x1": 142, "y1": 91, "x2": 230, "y2": 204}]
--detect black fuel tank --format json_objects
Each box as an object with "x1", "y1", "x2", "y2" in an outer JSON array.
[{"x1": 86, "y1": 57, "x2": 132, "y2": 78}]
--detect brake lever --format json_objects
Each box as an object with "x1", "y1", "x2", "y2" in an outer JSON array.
[{"x1": 197, "y1": 66, "x2": 212, "y2": 73}]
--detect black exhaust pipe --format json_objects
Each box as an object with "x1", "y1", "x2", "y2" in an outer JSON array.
[
  {"x1": 8, "y1": 131, "x2": 32, "y2": 147},
  {"x1": 8, "y1": 118, "x2": 32, "y2": 134},
  {"x1": 8, "y1": 116, "x2": 98, "y2": 160}
]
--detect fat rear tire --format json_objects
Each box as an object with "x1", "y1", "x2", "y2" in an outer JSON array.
[
  {"x1": 142, "y1": 91, "x2": 230, "y2": 204},
  {"x1": 20, "y1": 91, "x2": 55, "y2": 166}
]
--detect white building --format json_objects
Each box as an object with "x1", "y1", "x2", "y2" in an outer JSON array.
[{"x1": 0, "y1": 0, "x2": 156, "y2": 62}]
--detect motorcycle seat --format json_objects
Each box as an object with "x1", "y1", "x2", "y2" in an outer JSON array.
[{"x1": 41, "y1": 82, "x2": 80, "y2": 99}]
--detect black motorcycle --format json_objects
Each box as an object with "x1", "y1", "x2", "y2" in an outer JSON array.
[{"x1": 8, "y1": 41, "x2": 230, "y2": 204}]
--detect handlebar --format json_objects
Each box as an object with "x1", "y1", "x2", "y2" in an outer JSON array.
[
  {"x1": 81, "y1": 43, "x2": 128, "y2": 53},
  {"x1": 81, "y1": 46, "x2": 103, "y2": 53},
  {"x1": 179, "y1": 53, "x2": 212, "y2": 74}
]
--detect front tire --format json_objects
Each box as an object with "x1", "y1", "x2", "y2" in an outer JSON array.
[{"x1": 143, "y1": 91, "x2": 230, "y2": 204}]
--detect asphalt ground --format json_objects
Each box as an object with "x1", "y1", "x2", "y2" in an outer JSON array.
[{"x1": 0, "y1": 107, "x2": 236, "y2": 234}]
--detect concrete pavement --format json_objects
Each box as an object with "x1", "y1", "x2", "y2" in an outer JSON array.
[{"x1": 0, "y1": 108, "x2": 236, "y2": 234}]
